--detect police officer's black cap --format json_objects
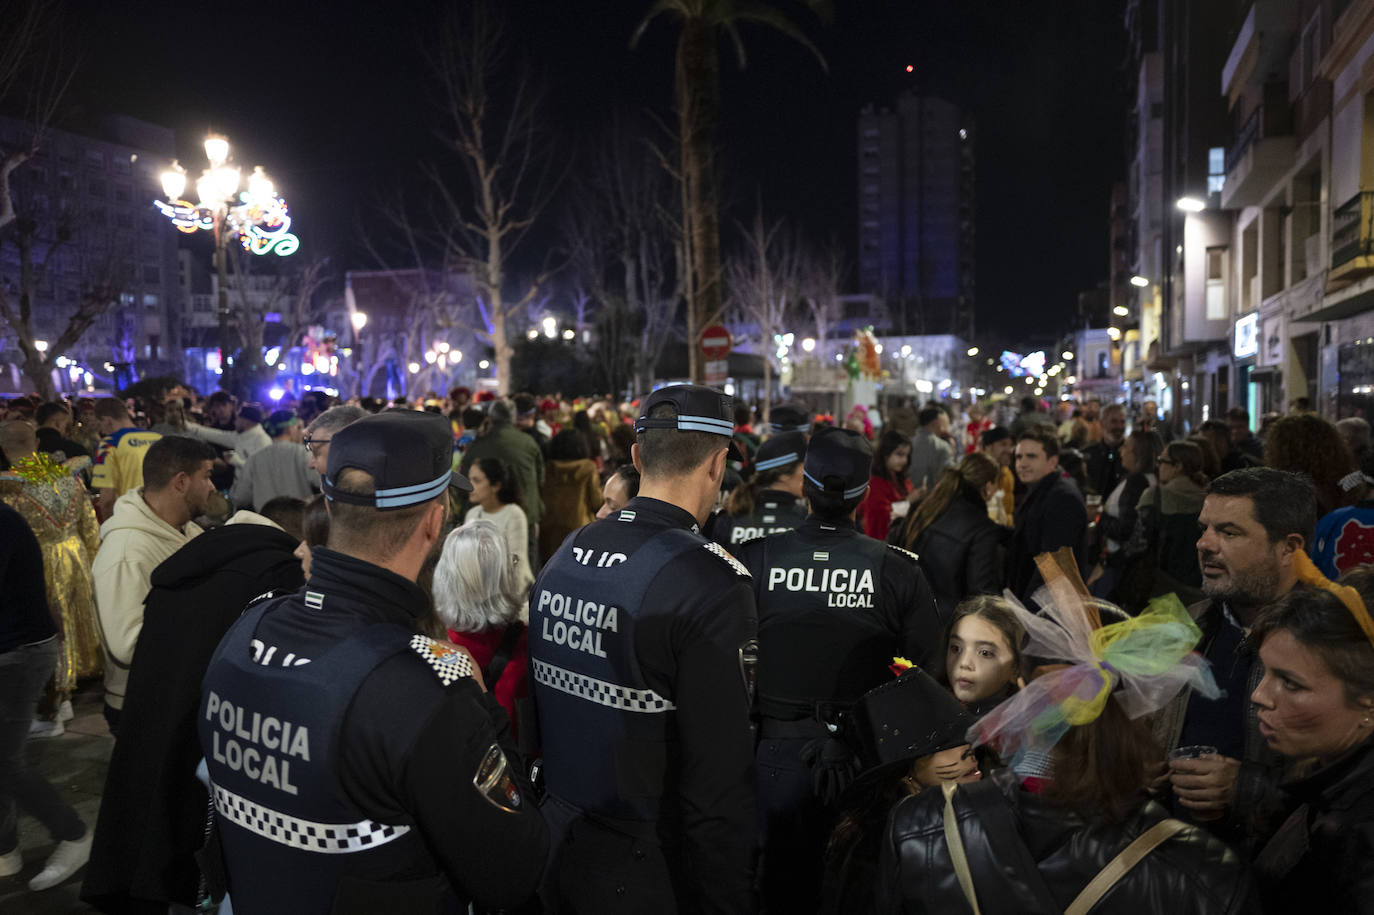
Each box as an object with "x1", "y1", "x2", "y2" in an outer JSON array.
[
  {"x1": 803, "y1": 426, "x2": 872, "y2": 500},
  {"x1": 753, "y1": 430, "x2": 807, "y2": 474},
  {"x1": 768, "y1": 403, "x2": 811, "y2": 434},
  {"x1": 846, "y1": 666, "x2": 974, "y2": 789},
  {"x1": 635, "y1": 384, "x2": 743, "y2": 459},
  {"x1": 323, "y1": 411, "x2": 470, "y2": 510}
]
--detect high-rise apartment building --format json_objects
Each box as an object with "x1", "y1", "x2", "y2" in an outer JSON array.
[{"x1": 857, "y1": 93, "x2": 975, "y2": 339}]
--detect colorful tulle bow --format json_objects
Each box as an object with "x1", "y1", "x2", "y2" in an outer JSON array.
[{"x1": 967, "y1": 592, "x2": 1219, "y2": 770}]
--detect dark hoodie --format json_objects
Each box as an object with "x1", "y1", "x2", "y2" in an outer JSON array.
[{"x1": 83, "y1": 519, "x2": 304, "y2": 914}]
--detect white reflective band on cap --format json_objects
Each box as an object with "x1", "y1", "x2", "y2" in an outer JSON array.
[
  {"x1": 373, "y1": 470, "x2": 451, "y2": 508},
  {"x1": 803, "y1": 470, "x2": 868, "y2": 501},
  {"x1": 754, "y1": 452, "x2": 799, "y2": 472},
  {"x1": 675, "y1": 415, "x2": 733, "y2": 435},
  {"x1": 213, "y1": 783, "x2": 411, "y2": 854},
  {"x1": 532, "y1": 659, "x2": 676, "y2": 713}
]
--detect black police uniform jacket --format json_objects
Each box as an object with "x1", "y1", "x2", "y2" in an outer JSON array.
[
  {"x1": 529, "y1": 496, "x2": 758, "y2": 914},
  {"x1": 712, "y1": 488, "x2": 808, "y2": 547},
  {"x1": 877, "y1": 769, "x2": 1260, "y2": 915},
  {"x1": 197, "y1": 548, "x2": 548, "y2": 915},
  {"x1": 734, "y1": 516, "x2": 945, "y2": 714}
]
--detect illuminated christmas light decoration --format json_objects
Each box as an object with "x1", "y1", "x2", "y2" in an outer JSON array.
[{"x1": 155, "y1": 153, "x2": 299, "y2": 257}]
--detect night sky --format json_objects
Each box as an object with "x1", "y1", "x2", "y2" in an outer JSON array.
[{"x1": 58, "y1": 0, "x2": 1126, "y2": 345}]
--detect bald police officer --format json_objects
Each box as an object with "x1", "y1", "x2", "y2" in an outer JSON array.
[
  {"x1": 531, "y1": 384, "x2": 758, "y2": 914},
  {"x1": 198, "y1": 411, "x2": 547, "y2": 914},
  {"x1": 732, "y1": 426, "x2": 943, "y2": 915}
]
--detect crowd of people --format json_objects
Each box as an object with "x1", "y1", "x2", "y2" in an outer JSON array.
[{"x1": 1, "y1": 380, "x2": 1373, "y2": 913}]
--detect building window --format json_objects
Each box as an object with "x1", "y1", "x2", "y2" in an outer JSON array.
[
  {"x1": 1208, "y1": 147, "x2": 1226, "y2": 193},
  {"x1": 143, "y1": 265, "x2": 161, "y2": 284},
  {"x1": 114, "y1": 183, "x2": 131, "y2": 203},
  {"x1": 86, "y1": 149, "x2": 104, "y2": 168},
  {"x1": 1300, "y1": 13, "x2": 1321, "y2": 90},
  {"x1": 1206, "y1": 246, "x2": 1228, "y2": 320},
  {"x1": 143, "y1": 293, "x2": 159, "y2": 307},
  {"x1": 88, "y1": 178, "x2": 106, "y2": 198}
]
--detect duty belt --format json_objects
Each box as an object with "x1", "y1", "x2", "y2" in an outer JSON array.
[{"x1": 757, "y1": 695, "x2": 852, "y2": 729}]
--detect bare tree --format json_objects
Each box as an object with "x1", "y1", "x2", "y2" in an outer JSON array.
[
  {"x1": 797, "y1": 237, "x2": 847, "y2": 362},
  {"x1": 564, "y1": 118, "x2": 682, "y2": 394},
  {"x1": 425, "y1": 0, "x2": 558, "y2": 395},
  {"x1": 219, "y1": 250, "x2": 329, "y2": 397},
  {"x1": 725, "y1": 207, "x2": 801, "y2": 424},
  {"x1": 0, "y1": 0, "x2": 68, "y2": 236}
]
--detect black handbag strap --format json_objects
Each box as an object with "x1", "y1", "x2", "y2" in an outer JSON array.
[{"x1": 483, "y1": 622, "x2": 526, "y2": 687}]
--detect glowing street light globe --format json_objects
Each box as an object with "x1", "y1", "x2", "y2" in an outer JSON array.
[
  {"x1": 161, "y1": 163, "x2": 187, "y2": 200},
  {"x1": 204, "y1": 135, "x2": 229, "y2": 168},
  {"x1": 350, "y1": 311, "x2": 368, "y2": 332}
]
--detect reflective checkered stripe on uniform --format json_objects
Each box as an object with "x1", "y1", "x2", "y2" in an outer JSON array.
[
  {"x1": 532, "y1": 659, "x2": 676, "y2": 713},
  {"x1": 213, "y1": 783, "x2": 412, "y2": 854}
]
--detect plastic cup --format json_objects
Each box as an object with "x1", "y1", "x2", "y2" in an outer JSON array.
[{"x1": 1168, "y1": 745, "x2": 1222, "y2": 821}]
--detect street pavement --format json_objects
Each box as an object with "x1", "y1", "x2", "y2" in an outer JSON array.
[{"x1": 3, "y1": 686, "x2": 111, "y2": 914}]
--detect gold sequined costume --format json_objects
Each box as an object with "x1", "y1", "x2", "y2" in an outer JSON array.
[{"x1": 0, "y1": 453, "x2": 103, "y2": 686}]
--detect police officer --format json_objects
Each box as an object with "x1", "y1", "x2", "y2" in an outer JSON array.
[
  {"x1": 197, "y1": 411, "x2": 548, "y2": 914},
  {"x1": 712, "y1": 430, "x2": 808, "y2": 547},
  {"x1": 732, "y1": 426, "x2": 943, "y2": 915},
  {"x1": 531, "y1": 384, "x2": 758, "y2": 914},
  {"x1": 767, "y1": 403, "x2": 812, "y2": 437}
]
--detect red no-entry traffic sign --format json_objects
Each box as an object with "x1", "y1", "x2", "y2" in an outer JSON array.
[{"x1": 700, "y1": 324, "x2": 731, "y2": 360}]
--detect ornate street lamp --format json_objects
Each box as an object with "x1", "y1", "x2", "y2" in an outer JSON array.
[{"x1": 155, "y1": 134, "x2": 300, "y2": 362}]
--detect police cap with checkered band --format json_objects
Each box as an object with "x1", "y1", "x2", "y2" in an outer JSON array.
[
  {"x1": 635, "y1": 384, "x2": 743, "y2": 459},
  {"x1": 323, "y1": 410, "x2": 471, "y2": 510}
]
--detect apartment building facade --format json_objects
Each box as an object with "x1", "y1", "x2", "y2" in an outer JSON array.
[{"x1": 0, "y1": 114, "x2": 181, "y2": 393}]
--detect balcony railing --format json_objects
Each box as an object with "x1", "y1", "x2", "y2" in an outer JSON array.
[
  {"x1": 1225, "y1": 97, "x2": 1294, "y2": 174},
  {"x1": 1333, "y1": 192, "x2": 1374, "y2": 269}
]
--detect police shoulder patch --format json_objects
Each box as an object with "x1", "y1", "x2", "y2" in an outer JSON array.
[
  {"x1": 408, "y1": 635, "x2": 475, "y2": 686},
  {"x1": 703, "y1": 540, "x2": 751, "y2": 578},
  {"x1": 886, "y1": 544, "x2": 920, "y2": 563}
]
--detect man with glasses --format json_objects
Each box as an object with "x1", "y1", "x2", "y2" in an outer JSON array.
[{"x1": 304, "y1": 406, "x2": 366, "y2": 476}]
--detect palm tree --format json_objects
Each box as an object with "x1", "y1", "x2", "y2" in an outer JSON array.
[{"x1": 632, "y1": 0, "x2": 826, "y2": 384}]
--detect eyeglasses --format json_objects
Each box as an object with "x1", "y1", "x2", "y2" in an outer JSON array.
[{"x1": 303, "y1": 436, "x2": 330, "y2": 457}]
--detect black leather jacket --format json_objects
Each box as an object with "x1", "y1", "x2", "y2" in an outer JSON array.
[
  {"x1": 878, "y1": 769, "x2": 1260, "y2": 914},
  {"x1": 1255, "y1": 736, "x2": 1374, "y2": 913},
  {"x1": 910, "y1": 486, "x2": 1005, "y2": 619}
]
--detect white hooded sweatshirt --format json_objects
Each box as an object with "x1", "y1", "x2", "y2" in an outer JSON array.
[{"x1": 92, "y1": 488, "x2": 203, "y2": 710}]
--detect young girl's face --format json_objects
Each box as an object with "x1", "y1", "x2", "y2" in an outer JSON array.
[
  {"x1": 946, "y1": 614, "x2": 1017, "y2": 704},
  {"x1": 886, "y1": 444, "x2": 911, "y2": 476}
]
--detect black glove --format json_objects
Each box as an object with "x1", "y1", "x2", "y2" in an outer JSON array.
[{"x1": 801, "y1": 734, "x2": 860, "y2": 806}]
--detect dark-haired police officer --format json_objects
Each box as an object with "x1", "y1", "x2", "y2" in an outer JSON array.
[
  {"x1": 198, "y1": 411, "x2": 548, "y2": 914},
  {"x1": 531, "y1": 384, "x2": 758, "y2": 914},
  {"x1": 732, "y1": 426, "x2": 943, "y2": 915},
  {"x1": 712, "y1": 430, "x2": 809, "y2": 547}
]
